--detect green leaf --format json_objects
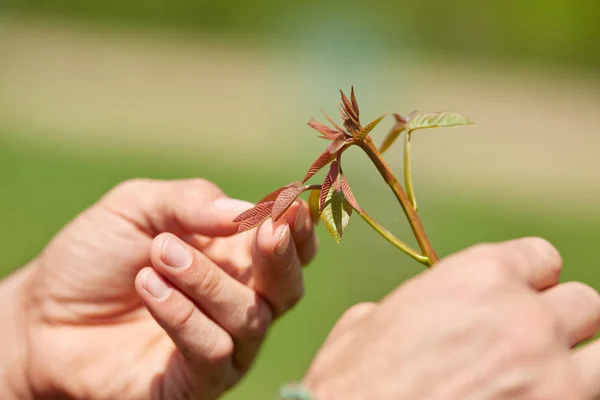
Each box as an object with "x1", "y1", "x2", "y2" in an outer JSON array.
[
  {"x1": 355, "y1": 113, "x2": 386, "y2": 141},
  {"x1": 307, "y1": 189, "x2": 320, "y2": 225},
  {"x1": 320, "y1": 185, "x2": 353, "y2": 244},
  {"x1": 407, "y1": 111, "x2": 473, "y2": 132}
]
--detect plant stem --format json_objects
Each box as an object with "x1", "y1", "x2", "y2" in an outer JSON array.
[
  {"x1": 357, "y1": 140, "x2": 438, "y2": 265},
  {"x1": 404, "y1": 132, "x2": 417, "y2": 211},
  {"x1": 354, "y1": 206, "x2": 430, "y2": 265}
]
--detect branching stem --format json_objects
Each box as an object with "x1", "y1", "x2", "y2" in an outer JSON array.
[{"x1": 356, "y1": 140, "x2": 438, "y2": 266}]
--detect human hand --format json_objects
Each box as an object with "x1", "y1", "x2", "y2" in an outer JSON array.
[
  {"x1": 304, "y1": 238, "x2": 600, "y2": 400},
  {"x1": 9, "y1": 178, "x2": 317, "y2": 399}
]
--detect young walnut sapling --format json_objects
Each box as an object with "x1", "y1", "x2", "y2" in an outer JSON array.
[{"x1": 234, "y1": 87, "x2": 473, "y2": 268}]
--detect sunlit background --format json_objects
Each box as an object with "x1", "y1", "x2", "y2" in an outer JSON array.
[{"x1": 2, "y1": 1, "x2": 600, "y2": 398}]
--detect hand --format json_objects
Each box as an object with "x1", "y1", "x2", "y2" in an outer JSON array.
[
  {"x1": 304, "y1": 238, "x2": 600, "y2": 400},
  {"x1": 8, "y1": 178, "x2": 317, "y2": 399}
]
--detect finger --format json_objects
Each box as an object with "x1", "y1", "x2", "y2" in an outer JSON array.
[
  {"x1": 281, "y1": 200, "x2": 319, "y2": 266},
  {"x1": 449, "y1": 237, "x2": 562, "y2": 290},
  {"x1": 572, "y1": 338, "x2": 600, "y2": 398},
  {"x1": 541, "y1": 281, "x2": 600, "y2": 346},
  {"x1": 134, "y1": 267, "x2": 235, "y2": 395},
  {"x1": 180, "y1": 233, "x2": 254, "y2": 285},
  {"x1": 251, "y1": 218, "x2": 304, "y2": 318},
  {"x1": 100, "y1": 178, "x2": 254, "y2": 237},
  {"x1": 150, "y1": 233, "x2": 273, "y2": 371}
]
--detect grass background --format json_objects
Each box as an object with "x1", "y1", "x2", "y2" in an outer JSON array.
[
  {"x1": 3, "y1": 127, "x2": 599, "y2": 398},
  {"x1": 2, "y1": 1, "x2": 600, "y2": 397}
]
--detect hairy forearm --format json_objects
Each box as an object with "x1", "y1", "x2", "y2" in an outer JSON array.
[{"x1": 0, "y1": 265, "x2": 34, "y2": 399}]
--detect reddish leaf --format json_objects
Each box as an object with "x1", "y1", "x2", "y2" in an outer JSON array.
[
  {"x1": 340, "y1": 89, "x2": 359, "y2": 123},
  {"x1": 308, "y1": 118, "x2": 341, "y2": 140},
  {"x1": 326, "y1": 134, "x2": 347, "y2": 154},
  {"x1": 319, "y1": 174, "x2": 332, "y2": 211},
  {"x1": 394, "y1": 113, "x2": 408, "y2": 125},
  {"x1": 350, "y1": 86, "x2": 360, "y2": 118},
  {"x1": 341, "y1": 175, "x2": 361, "y2": 211},
  {"x1": 302, "y1": 149, "x2": 336, "y2": 183},
  {"x1": 254, "y1": 182, "x2": 300, "y2": 205},
  {"x1": 321, "y1": 109, "x2": 345, "y2": 133},
  {"x1": 328, "y1": 160, "x2": 341, "y2": 191},
  {"x1": 340, "y1": 105, "x2": 360, "y2": 136},
  {"x1": 272, "y1": 186, "x2": 303, "y2": 222},
  {"x1": 256, "y1": 187, "x2": 286, "y2": 205},
  {"x1": 320, "y1": 161, "x2": 342, "y2": 209},
  {"x1": 236, "y1": 201, "x2": 274, "y2": 233}
]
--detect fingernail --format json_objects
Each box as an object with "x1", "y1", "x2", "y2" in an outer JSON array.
[
  {"x1": 162, "y1": 237, "x2": 192, "y2": 269},
  {"x1": 275, "y1": 223, "x2": 290, "y2": 256},
  {"x1": 144, "y1": 270, "x2": 172, "y2": 300},
  {"x1": 293, "y1": 205, "x2": 306, "y2": 233},
  {"x1": 213, "y1": 198, "x2": 254, "y2": 211}
]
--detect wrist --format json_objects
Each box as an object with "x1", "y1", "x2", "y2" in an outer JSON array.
[{"x1": 0, "y1": 264, "x2": 35, "y2": 399}]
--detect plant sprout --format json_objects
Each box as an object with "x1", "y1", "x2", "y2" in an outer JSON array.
[{"x1": 234, "y1": 87, "x2": 473, "y2": 267}]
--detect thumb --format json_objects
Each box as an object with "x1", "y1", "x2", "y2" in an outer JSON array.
[{"x1": 98, "y1": 178, "x2": 254, "y2": 237}]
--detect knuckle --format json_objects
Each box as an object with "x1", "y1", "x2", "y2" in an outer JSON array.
[
  {"x1": 193, "y1": 262, "x2": 225, "y2": 299},
  {"x1": 340, "y1": 302, "x2": 376, "y2": 325},
  {"x1": 567, "y1": 282, "x2": 600, "y2": 331},
  {"x1": 521, "y1": 236, "x2": 561, "y2": 262},
  {"x1": 114, "y1": 178, "x2": 156, "y2": 195},
  {"x1": 101, "y1": 178, "x2": 157, "y2": 204},
  {"x1": 471, "y1": 259, "x2": 515, "y2": 290},
  {"x1": 506, "y1": 306, "x2": 557, "y2": 354},
  {"x1": 518, "y1": 236, "x2": 563, "y2": 278},
  {"x1": 177, "y1": 178, "x2": 223, "y2": 201},
  {"x1": 205, "y1": 331, "x2": 234, "y2": 365},
  {"x1": 300, "y1": 234, "x2": 319, "y2": 266},
  {"x1": 465, "y1": 242, "x2": 498, "y2": 256},
  {"x1": 242, "y1": 302, "x2": 273, "y2": 339},
  {"x1": 565, "y1": 282, "x2": 600, "y2": 317},
  {"x1": 170, "y1": 301, "x2": 197, "y2": 330},
  {"x1": 284, "y1": 282, "x2": 305, "y2": 312}
]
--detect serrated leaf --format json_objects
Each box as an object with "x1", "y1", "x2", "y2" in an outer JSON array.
[
  {"x1": 302, "y1": 149, "x2": 336, "y2": 183},
  {"x1": 341, "y1": 175, "x2": 361, "y2": 211},
  {"x1": 340, "y1": 89, "x2": 359, "y2": 123},
  {"x1": 272, "y1": 186, "x2": 303, "y2": 222},
  {"x1": 350, "y1": 86, "x2": 360, "y2": 118},
  {"x1": 308, "y1": 118, "x2": 342, "y2": 140},
  {"x1": 320, "y1": 185, "x2": 353, "y2": 244},
  {"x1": 319, "y1": 173, "x2": 332, "y2": 211},
  {"x1": 321, "y1": 109, "x2": 345, "y2": 133},
  {"x1": 407, "y1": 111, "x2": 473, "y2": 132},
  {"x1": 307, "y1": 189, "x2": 320, "y2": 225},
  {"x1": 355, "y1": 113, "x2": 386, "y2": 140},
  {"x1": 329, "y1": 160, "x2": 341, "y2": 190},
  {"x1": 236, "y1": 201, "x2": 274, "y2": 233},
  {"x1": 326, "y1": 134, "x2": 347, "y2": 154}
]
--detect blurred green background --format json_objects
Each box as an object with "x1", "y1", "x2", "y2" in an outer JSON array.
[{"x1": 2, "y1": 1, "x2": 600, "y2": 398}]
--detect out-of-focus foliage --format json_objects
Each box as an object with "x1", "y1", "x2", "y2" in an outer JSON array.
[{"x1": 2, "y1": 0, "x2": 600, "y2": 68}]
